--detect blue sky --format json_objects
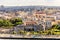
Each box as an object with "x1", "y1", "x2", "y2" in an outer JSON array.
[{"x1": 0, "y1": 0, "x2": 60, "y2": 6}]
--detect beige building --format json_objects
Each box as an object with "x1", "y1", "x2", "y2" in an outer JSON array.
[
  {"x1": 23, "y1": 21, "x2": 37, "y2": 26},
  {"x1": 16, "y1": 11, "x2": 28, "y2": 17},
  {"x1": 46, "y1": 15, "x2": 56, "y2": 21}
]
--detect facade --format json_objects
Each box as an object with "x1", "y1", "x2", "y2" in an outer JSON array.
[{"x1": 14, "y1": 24, "x2": 43, "y2": 32}]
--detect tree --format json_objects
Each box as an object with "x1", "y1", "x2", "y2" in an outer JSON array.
[
  {"x1": 0, "y1": 18, "x2": 23, "y2": 28},
  {"x1": 3, "y1": 20, "x2": 13, "y2": 27},
  {"x1": 0, "y1": 19, "x2": 4, "y2": 27},
  {"x1": 52, "y1": 24, "x2": 60, "y2": 29},
  {"x1": 10, "y1": 18, "x2": 23, "y2": 26}
]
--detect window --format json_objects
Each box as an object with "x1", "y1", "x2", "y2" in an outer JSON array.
[
  {"x1": 36, "y1": 15, "x2": 38, "y2": 17},
  {"x1": 43, "y1": 16, "x2": 45, "y2": 18}
]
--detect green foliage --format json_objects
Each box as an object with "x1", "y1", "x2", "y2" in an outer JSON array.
[
  {"x1": 12, "y1": 31, "x2": 17, "y2": 34},
  {"x1": 0, "y1": 19, "x2": 4, "y2": 26},
  {"x1": 52, "y1": 24, "x2": 60, "y2": 29},
  {"x1": 10, "y1": 18, "x2": 23, "y2": 26},
  {"x1": 3, "y1": 20, "x2": 13, "y2": 26},
  {"x1": 40, "y1": 24, "x2": 60, "y2": 35},
  {"x1": 0, "y1": 19, "x2": 13, "y2": 27},
  {"x1": 15, "y1": 22, "x2": 23, "y2": 25},
  {"x1": 18, "y1": 30, "x2": 25, "y2": 35},
  {"x1": 0, "y1": 18, "x2": 23, "y2": 28}
]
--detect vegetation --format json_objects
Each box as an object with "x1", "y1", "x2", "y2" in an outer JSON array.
[
  {"x1": 10, "y1": 18, "x2": 23, "y2": 26},
  {"x1": 12, "y1": 31, "x2": 17, "y2": 34},
  {"x1": 0, "y1": 18, "x2": 23, "y2": 28},
  {"x1": 39, "y1": 24, "x2": 60, "y2": 35}
]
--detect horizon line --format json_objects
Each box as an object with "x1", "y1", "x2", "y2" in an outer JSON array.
[{"x1": 1, "y1": 5, "x2": 60, "y2": 7}]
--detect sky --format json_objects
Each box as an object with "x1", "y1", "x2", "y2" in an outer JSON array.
[{"x1": 0, "y1": 0, "x2": 60, "y2": 6}]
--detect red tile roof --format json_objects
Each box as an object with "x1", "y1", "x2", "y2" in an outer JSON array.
[
  {"x1": 24, "y1": 21, "x2": 37, "y2": 25},
  {"x1": 35, "y1": 11, "x2": 45, "y2": 14}
]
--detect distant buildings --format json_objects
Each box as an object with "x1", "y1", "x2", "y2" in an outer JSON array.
[{"x1": 0, "y1": 7, "x2": 60, "y2": 31}]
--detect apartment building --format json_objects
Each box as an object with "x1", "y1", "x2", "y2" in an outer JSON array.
[
  {"x1": 33, "y1": 10, "x2": 46, "y2": 22},
  {"x1": 32, "y1": 10, "x2": 47, "y2": 31}
]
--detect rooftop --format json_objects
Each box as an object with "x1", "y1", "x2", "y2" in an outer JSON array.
[{"x1": 35, "y1": 11, "x2": 45, "y2": 14}]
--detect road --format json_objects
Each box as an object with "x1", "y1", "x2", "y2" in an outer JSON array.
[{"x1": 0, "y1": 34, "x2": 60, "y2": 38}]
